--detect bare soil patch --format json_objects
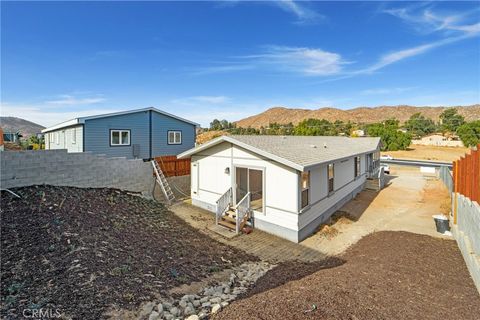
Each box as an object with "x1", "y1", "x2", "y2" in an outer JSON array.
[
  {"x1": 214, "y1": 231, "x2": 480, "y2": 320},
  {"x1": 1, "y1": 186, "x2": 256, "y2": 319},
  {"x1": 382, "y1": 145, "x2": 469, "y2": 162}
]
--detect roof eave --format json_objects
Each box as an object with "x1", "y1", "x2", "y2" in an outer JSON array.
[
  {"x1": 41, "y1": 119, "x2": 80, "y2": 133},
  {"x1": 178, "y1": 136, "x2": 304, "y2": 171},
  {"x1": 77, "y1": 107, "x2": 200, "y2": 127}
]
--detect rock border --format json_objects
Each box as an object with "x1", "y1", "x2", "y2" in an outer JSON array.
[{"x1": 139, "y1": 261, "x2": 275, "y2": 320}]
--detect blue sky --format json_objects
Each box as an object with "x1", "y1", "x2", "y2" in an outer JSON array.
[{"x1": 1, "y1": 1, "x2": 479, "y2": 127}]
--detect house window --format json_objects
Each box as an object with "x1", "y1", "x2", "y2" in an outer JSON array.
[
  {"x1": 110, "y1": 130, "x2": 130, "y2": 146},
  {"x1": 168, "y1": 131, "x2": 182, "y2": 145},
  {"x1": 55, "y1": 132, "x2": 59, "y2": 144},
  {"x1": 72, "y1": 128, "x2": 76, "y2": 144},
  {"x1": 301, "y1": 171, "x2": 310, "y2": 209},
  {"x1": 328, "y1": 163, "x2": 334, "y2": 193},
  {"x1": 354, "y1": 156, "x2": 360, "y2": 177}
]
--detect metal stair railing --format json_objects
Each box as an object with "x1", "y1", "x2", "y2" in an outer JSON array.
[
  {"x1": 215, "y1": 187, "x2": 232, "y2": 225},
  {"x1": 235, "y1": 192, "x2": 251, "y2": 234}
]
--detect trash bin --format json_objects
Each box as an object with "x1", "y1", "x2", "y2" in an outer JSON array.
[{"x1": 432, "y1": 215, "x2": 450, "y2": 234}]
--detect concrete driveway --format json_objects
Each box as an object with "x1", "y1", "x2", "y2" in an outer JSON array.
[{"x1": 301, "y1": 166, "x2": 452, "y2": 255}]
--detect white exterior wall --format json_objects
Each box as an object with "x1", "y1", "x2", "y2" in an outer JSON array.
[
  {"x1": 299, "y1": 154, "x2": 367, "y2": 235},
  {"x1": 45, "y1": 126, "x2": 83, "y2": 152},
  {"x1": 191, "y1": 142, "x2": 300, "y2": 239}
]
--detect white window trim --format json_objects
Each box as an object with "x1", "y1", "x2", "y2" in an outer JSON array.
[
  {"x1": 168, "y1": 130, "x2": 182, "y2": 145},
  {"x1": 301, "y1": 171, "x2": 310, "y2": 209},
  {"x1": 354, "y1": 156, "x2": 361, "y2": 177},
  {"x1": 328, "y1": 163, "x2": 335, "y2": 193},
  {"x1": 55, "y1": 132, "x2": 59, "y2": 145},
  {"x1": 110, "y1": 130, "x2": 130, "y2": 146},
  {"x1": 72, "y1": 128, "x2": 76, "y2": 144}
]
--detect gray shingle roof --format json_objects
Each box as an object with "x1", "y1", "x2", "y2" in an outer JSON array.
[{"x1": 179, "y1": 135, "x2": 380, "y2": 171}]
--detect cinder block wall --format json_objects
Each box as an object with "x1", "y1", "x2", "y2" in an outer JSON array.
[
  {"x1": 0, "y1": 150, "x2": 155, "y2": 196},
  {"x1": 452, "y1": 194, "x2": 480, "y2": 294}
]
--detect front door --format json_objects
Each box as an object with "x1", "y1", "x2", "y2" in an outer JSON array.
[
  {"x1": 367, "y1": 153, "x2": 373, "y2": 174},
  {"x1": 235, "y1": 167, "x2": 263, "y2": 213}
]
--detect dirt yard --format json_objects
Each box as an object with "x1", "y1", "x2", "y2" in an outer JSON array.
[
  {"x1": 214, "y1": 231, "x2": 480, "y2": 320},
  {"x1": 0, "y1": 186, "x2": 256, "y2": 320},
  {"x1": 302, "y1": 166, "x2": 452, "y2": 255},
  {"x1": 381, "y1": 144, "x2": 469, "y2": 162}
]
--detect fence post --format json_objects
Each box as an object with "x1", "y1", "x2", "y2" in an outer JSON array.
[
  {"x1": 454, "y1": 160, "x2": 458, "y2": 225},
  {"x1": 475, "y1": 147, "x2": 480, "y2": 202}
]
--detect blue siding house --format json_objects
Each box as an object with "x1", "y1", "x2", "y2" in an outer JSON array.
[{"x1": 42, "y1": 108, "x2": 198, "y2": 159}]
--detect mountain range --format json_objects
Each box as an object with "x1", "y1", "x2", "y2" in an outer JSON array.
[{"x1": 236, "y1": 105, "x2": 480, "y2": 129}]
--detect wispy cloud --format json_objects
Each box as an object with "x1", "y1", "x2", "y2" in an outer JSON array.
[
  {"x1": 215, "y1": 0, "x2": 324, "y2": 24},
  {"x1": 242, "y1": 45, "x2": 348, "y2": 76},
  {"x1": 191, "y1": 46, "x2": 347, "y2": 77},
  {"x1": 357, "y1": 36, "x2": 468, "y2": 75},
  {"x1": 191, "y1": 64, "x2": 254, "y2": 76},
  {"x1": 274, "y1": 0, "x2": 324, "y2": 24},
  {"x1": 46, "y1": 94, "x2": 106, "y2": 105},
  {"x1": 172, "y1": 95, "x2": 231, "y2": 105},
  {"x1": 360, "y1": 87, "x2": 417, "y2": 95},
  {"x1": 385, "y1": 4, "x2": 480, "y2": 36}
]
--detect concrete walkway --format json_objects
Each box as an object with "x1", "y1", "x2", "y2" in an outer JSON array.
[{"x1": 171, "y1": 166, "x2": 452, "y2": 260}]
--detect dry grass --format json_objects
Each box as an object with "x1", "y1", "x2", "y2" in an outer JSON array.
[
  {"x1": 382, "y1": 145, "x2": 469, "y2": 162},
  {"x1": 314, "y1": 211, "x2": 357, "y2": 239},
  {"x1": 196, "y1": 130, "x2": 229, "y2": 144}
]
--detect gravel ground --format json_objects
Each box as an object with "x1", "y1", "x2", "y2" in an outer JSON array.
[
  {"x1": 214, "y1": 231, "x2": 480, "y2": 320},
  {"x1": 0, "y1": 186, "x2": 256, "y2": 320}
]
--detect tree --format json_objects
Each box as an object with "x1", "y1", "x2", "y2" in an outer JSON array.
[
  {"x1": 210, "y1": 119, "x2": 222, "y2": 131},
  {"x1": 456, "y1": 121, "x2": 480, "y2": 147},
  {"x1": 220, "y1": 119, "x2": 230, "y2": 130},
  {"x1": 404, "y1": 113, "x2": 436, "y2": 137},
  {"x1": 440, "y1": 108, "x2": 465, "y2": 133},
  {"x1": 365, "y1": 121, "x2": 411, "y2": 151},
  {"x1": 209, "y1": 119, "x2": 234, "y2": 131},
  {"x1": 294, "y1": 119, "x2": 336, "y2": 136}
]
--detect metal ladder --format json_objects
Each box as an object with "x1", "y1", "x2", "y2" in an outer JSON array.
[{"x1": 151, "y1": 159, "x2": 175, "y2": 204}]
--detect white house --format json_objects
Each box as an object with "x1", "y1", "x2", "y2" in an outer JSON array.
[
  {"x1": 412, "y1": 133, "x2": 464, "y2": 147},
  {"x1": 178, "y1": 135, "x2": 381, "y2": 243}
]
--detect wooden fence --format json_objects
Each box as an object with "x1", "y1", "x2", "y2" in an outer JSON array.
[
  {"x1": 155, "y1": 155, "x2": 191, "y2": 177},
  {"x1": 453, "y1": 144, "x2": 480, "y2": 203},
  {"x1": 452, "y1": 144, "x2": 480, "y2": 224}
]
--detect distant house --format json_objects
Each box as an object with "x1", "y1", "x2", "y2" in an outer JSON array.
[
  {"x1": 352, "y1": 129, "x2": 365, "y2": 137},
  {"x1": 412, "y1": 133, "x2": 464, "y2": 147},
  {"x1": 178, "y1": 135, "x2": 381, "y2": 243},
  {"x1": 2, "y1": 130, "x2": 22, "y2": 143},
  {"x1": 42, "y1": 108, "x2": 199, "y2": 159}
]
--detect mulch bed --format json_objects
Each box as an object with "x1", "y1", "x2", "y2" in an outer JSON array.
[
  {"x1": 214, "y1": 231, "x2": 480, "y2": 320},
  {"x1": 0, "y1": 186, "x2": 257, "y2": 319}
]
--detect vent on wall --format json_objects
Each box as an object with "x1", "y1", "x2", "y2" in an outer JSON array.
[{"x1": 133, "y1": 144, "x2": 140, "y2": 158}]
